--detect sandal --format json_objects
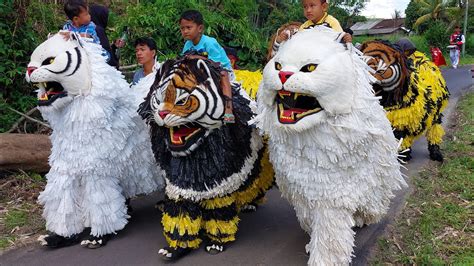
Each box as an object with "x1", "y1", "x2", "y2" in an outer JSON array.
[
  {"x1": 223, "y1": 113, "x2": 235, "y2": 124},
  {"x1": 158, "y1": 246, "x2": 192, "y2": 261}
]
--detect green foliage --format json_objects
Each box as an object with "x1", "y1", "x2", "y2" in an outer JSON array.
[
  {"x1": 0, "y1": 91, "x2": 37, "y2": 132},
  {"x1": 110, "y1": 0, "x2": 266, "y2": 69},
  {"x1": 405, "y1": 0, "x2": 426, "y2": 31},
  {"x1": 0, "y1": 1, "x2": 63, "y2": 132},
  {"x1": 0, "y1": 0, "x2": 36, "y2": 97},
  {"x1": 424, "y1": 21, "x2": 450, "y2": 48}
]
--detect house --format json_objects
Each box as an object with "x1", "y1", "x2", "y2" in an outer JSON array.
[{"x1": 351, "y1": 18, "x2": 409, "y2": 36}]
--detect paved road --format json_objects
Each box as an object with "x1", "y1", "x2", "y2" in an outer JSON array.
[{"x1": 1, "y1": 66, "x2": 472, "y2": 266}]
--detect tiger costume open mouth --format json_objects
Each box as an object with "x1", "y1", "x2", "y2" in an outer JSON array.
[
  {"x1": 35, "y1": 82, "x2": 67, "y2": 106},
  {"x1": 276, "y1": 89, "x2": 323, "y2": 124},
  {"x1": 167, "y1": 123, "x2": 206, "y2": 151}
]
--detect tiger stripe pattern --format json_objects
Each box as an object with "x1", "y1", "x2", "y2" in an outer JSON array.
[
  {"x1": 139, "y1": 56, "x2": 274, "y2": 255},
  {"x1": 360, "y1": 40, "x2": 449, "y2": 161}
]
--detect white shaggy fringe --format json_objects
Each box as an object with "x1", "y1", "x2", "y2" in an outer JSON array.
[
  {"x1": 37, "y1": 37, "x2": 165, "y2": 237},
  {"x1": 255, "y1": 28, "x2": 407, "y2": 265}
]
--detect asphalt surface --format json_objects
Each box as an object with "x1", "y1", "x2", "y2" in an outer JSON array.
[{"x1": 1, "y1": 66, "x2": 472, "y2": 266}]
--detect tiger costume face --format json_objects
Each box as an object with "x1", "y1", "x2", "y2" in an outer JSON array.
[
  {"x1": 140, "y1": 57, "x2": 226, "y2": 156},
  {"x1": 25, "y1": 32, "x2": 91, "y2": 108},
  {"x1": 360, "y1": 40, "x2": 409, "y2": 98},
  {"x1": 259, "y1": 28, "x2": 354, "y2": 132}
]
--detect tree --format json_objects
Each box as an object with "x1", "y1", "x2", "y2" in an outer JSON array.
[
  {"x1": 413, "y1": 0, "x2": 462, "y2": 29},
  {"x1": 405, "y1": 0, "x2": 424, "y2": 30},
  {"x1": 330, "y1": 0, "x2": 368, "y2": 27},
  {"x1": 393, "y1": 9, "x2": 402, "y2": 19}
]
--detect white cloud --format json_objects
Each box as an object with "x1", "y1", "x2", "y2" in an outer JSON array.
[{"x1": 361, "y1": 0, "x2": 411, "y2": 19}]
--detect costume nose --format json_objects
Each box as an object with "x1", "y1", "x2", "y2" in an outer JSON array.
[
  {"x1": 278, "y1": 71, "x2": 294, "y2": 84},
  {"x1": 27, "y1": 67, "x2": 37, "y2": 76},
  {"x1": 159, "y1": 110, "x2": 170, "y2": 119}
]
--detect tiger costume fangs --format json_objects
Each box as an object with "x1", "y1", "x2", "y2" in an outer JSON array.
[
  {"x1": 25, "y1": 32, "x2": 164, "y2": 249},
  {"x1": 254, "y1": 28, "x2": 406, "y2": 265},
  {"x1": 138, "y1": 56, "x2": 273, "y2": 260},
  {"x1": 360, "y1": 40, "x2": 449, "y2": 161}
]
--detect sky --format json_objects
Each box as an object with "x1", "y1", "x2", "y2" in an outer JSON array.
[{"x1": 360, "y1": 0, "x2": 411, "y2": 19}]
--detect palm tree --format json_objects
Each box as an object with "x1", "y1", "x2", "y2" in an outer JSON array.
[{"x1": 414, "y1": 0, "x2": 463, "y2": 29}]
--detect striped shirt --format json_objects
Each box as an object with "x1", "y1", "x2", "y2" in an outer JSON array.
[{"x1": 63, "y1": 21, "x2": 100, "y2": 44}]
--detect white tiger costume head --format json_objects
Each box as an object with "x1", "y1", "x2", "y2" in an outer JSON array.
[
  {"x1": 25, "y1": 32, "x2": 92, "y2": 109},
  {"x1": 255, "y1": 28, "x2": 406, "y2": 265},
  {"x1": 258, "y1": 28, "x2": 359, "y2": 133},
  {"x1": 139, "y1": 57, "x2": 230, "y2": 156},
  {"x1": 25, "y1": 32, "x2": 164, "y2": 246}
]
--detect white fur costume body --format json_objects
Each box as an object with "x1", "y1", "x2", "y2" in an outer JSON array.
[
  {"x1": 26, "y1": 33, "x2": 164, "y2": 238},
  {"x1": 255, "y1": 28, "x2": 406, "y2": 265}
]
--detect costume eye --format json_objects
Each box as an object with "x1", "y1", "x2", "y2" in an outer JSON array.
[
  {"x1": 300, "y1": 64, "x2": 318, "y2": 73},
  {"x1": 41, "y1": 57, "x2": 55, "y2": 66},
  {"x1": 275, "y1": 62, "x2": 282, "y2": 71},
  {"x1": 176, "y1": 96, "x2": 189, "y2": 106}
]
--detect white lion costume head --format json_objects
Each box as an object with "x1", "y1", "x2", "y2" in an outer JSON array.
[
  {"x1": 26, "y1": 32, "x2": 164, "y2": 247},
  {"x1": 255, "y1": 28, "x2": 406, "y2": 265}
]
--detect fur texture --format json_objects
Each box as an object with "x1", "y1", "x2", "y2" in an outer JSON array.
[
  {"x1": 26, "y1": 32, "x2": 164, "y2": 239},
  {"x1": 254, "y1": 28, "x2": 406, "y2": 265},
  {"x1": 360, "y1": 41, "x2": 449, "y2": 161}
]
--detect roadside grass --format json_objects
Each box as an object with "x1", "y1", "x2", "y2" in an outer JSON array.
[
  {"x1": 459, "y1": 54, "x2": 474, "y2": 66},
  {"x1": 0, "y1": 171, "x2": 46, "y2": 252},
  {"x1": 371, "y1": 92, "x2": 474, "y2": 264}
]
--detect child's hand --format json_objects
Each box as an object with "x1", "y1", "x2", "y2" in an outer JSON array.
[
  {"x1": 186, "y1": 54, "x2": 207, "y2": 60},
  {"x1": 342, "y1": 33, "x2": 352, "y2": 43},
  {"x1": 114, "y1": 39, "x2": 125, "y2": 48},
  {"x1": 275, "y1": 29, "x2": 291, "y2": 44},
  {"x1": 276, "y1": 28, "x2": 298, "y2": 44},
  {"x1": 80, "y1": 33, "x2": 92, "y2": 39},
  {"x1": 59, "y1": 31, "x2": 71, "y2": 40}
]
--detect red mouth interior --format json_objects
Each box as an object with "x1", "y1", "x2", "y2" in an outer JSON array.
[
  {"x1": 170, "y1": 126, "x2": 200, "y2": 146},
  {"x1": 276, "y1": 89, "x2": 322, "y2": 124}
]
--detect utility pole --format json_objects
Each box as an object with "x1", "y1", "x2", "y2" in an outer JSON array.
[{"x1": 462, "y1": 0, "x2": 469, "y2": 56}]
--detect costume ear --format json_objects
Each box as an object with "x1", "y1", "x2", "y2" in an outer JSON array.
[
  {"x1": 197, "y1": 59, "x2": 212, "y2": 80},
  {"x1": 69, "y1": 31, "x2": 85, "y2": 48},
  {"x1": 334, "y1": 32, "x2": 345, "y2": 43}
]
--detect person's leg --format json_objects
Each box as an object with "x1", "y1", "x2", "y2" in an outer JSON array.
[
  {"x1": 450, "y1": 49, "x2": 456, "y2": 68},
  {"x1": 159, "y1": 199, "x2": 202, "y2": 260},
  {"x1": 220, "y1": 71, "x2": 235, "y2": 123},
  {"x1": 455, "y1": 49, "x2": 460, "y2": 68},
  {"x1": 201, "y1": 195, "x2": 239, "y2": 254}
]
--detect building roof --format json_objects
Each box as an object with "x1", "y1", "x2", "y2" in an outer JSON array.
[{"x1": 351, "y1": 18, "x2": 406, "y2": 36}]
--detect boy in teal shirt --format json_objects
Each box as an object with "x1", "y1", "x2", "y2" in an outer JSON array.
[{"x1": 179, "y1": 10, "x2": 235, "y2": 123}]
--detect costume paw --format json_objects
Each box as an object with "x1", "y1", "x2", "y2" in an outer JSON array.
[
  {"x1": 205, "y1": 243, "x2": 225, "y2": 255},
  {"x1": 428, "y1": 144, "x2": 443, "y2": 162},
  {"x1": 241, "y1": 203, "x2": 258, "y2": 213},
  {"x1": 158, "y1": 246, "x2": 192, "y2": 261},
  {"x1": 80, "y1": 234, "x2": 111, "y2": 249},
  {"x1": 399, "y1": 148, "x2": 412, "y2": 162},
  {"x1": 37, "y1": 233, "x2": 81, "y2": 248}
]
